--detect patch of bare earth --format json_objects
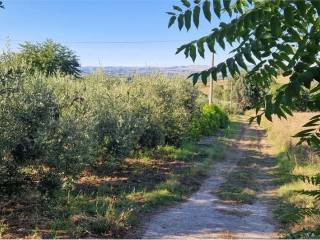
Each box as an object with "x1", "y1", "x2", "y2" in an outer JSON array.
[{"x1": 143, "y1": 117, "x2": 279, "y2": 239}]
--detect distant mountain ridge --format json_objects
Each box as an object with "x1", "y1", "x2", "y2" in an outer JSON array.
[{"x1": 81, "y1": 65, "x2": 210, "y2": 76}]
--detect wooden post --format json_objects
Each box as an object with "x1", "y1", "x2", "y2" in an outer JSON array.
[{"x1": 208, "y1": 53, "x2": 214, "y2": 105}]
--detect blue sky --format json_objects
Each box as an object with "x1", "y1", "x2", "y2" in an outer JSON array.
[{"x1": 0, "y1": 0, "x2": 232, "y2": 67}]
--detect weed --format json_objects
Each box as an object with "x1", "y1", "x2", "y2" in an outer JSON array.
[{"x1": 0, "y1": 220, "x2": 8, "y2": 238}]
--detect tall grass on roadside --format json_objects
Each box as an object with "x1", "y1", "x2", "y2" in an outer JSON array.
[{"x1": 261, "y1": 112, "x2": 320, "y2": 238}]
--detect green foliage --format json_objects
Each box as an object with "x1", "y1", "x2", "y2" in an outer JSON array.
[
  {"x1": 0, "y1": 51, "x2": 29, "y2": 96},
  {"x1": 190, "y1": 104, "x2": 229, "y2": 139},
  {"x1": 0, "y1": 160, "x2": 29, "y2": 195},
  {"x1": 86, "y1": 74, "x2": 200, "y2": 164},
  {"x1": 213, "y1": 74, "x2": 268, "y2": 113},
  {"x1": 0, "y1": 62, "x2": 95, "y2": 195},
  {"x1": 38, "y1": 172, "x2": 63, "y2": 197},
  {"x1": 294, "y1": 114, "x2": 320, "y2": 151},
  {"x1": 276, "y1": 173, "x2": 320, "y2": 238},
  {"x1": 19, "y1": 40, "x2": 80, "y2": 77},
  {"x1": 296, "y1": 174, "x2": 320, "y2": 201},
  {"x1": 0, "y1": 63, "x2": 207, "y2": 195},
  {"x1": 232, "y1": 74, "x2": 268, "y2": 111},
  {"x1": 168, "y1": 0, "x2": 320, "y2": 146}
]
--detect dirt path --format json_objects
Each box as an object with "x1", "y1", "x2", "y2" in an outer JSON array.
[{"x1": 143, "y1": 117, "x2": 279, "y2": 239}]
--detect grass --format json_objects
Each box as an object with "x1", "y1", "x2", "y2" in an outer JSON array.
[
  {"x1": 61, "y1": 143, "x2": 225, "y2": 238},
  {"x1": 258, "y1": 112, "x2": 320, "y2": 238},
  {"x1": 217, "y1": 157, "x2": 258, "y2": 204},
  {"x1": 0, "y1": 120, "x2": 242, "y2": 238}
]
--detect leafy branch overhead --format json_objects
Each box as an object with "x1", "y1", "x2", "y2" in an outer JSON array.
[{"x1": 168, "y1": 0, "x2": 320, "y2": 145}]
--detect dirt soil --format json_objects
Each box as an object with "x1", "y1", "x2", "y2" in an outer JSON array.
[{"x1": 143, "y1": 117, "x2": 279, "y2": 239}]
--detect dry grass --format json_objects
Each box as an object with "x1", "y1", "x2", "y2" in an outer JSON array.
[
  {"x1": 261, "y1": 112, "x2": 318, "y2": 152},
  {"x1": 257, "y1": 111, "x2": 320, "y2": 237},
  {"x1": 0, "y1": 141, "x2": 229, "y2": 239}
]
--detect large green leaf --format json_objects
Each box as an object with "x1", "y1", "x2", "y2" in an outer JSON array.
[
  {"x1": 216, "y1": 32, "x2": 225, "y2": 49},
  {"x1": 213, "y1": 0, "x2": 221, "y2": 18},
  {"x1": 185, "y1": 10, "x2": 192, "y2": 30},
  {"x1": 173, "y1": 5, "x2": 183, "y2": 12},
  {"x1": 243, "y1": 47, "x2": 256, "y2": 65},
  {"x1": 197, "y1": 39, "x2": 205, "y2": 58},
  {"x1": 168, "y1": 16, "x2": 176, "y2": 28},
  {"x1": 223, "y1": 0, "x2": 232, "y2": 17},
  {"x1": 226, "y1": 58, "x2": 236, "y2": 77},
  {"x1": 193, "y1": 5, "x2": 201, "y2": 28},
  {"x1": 201, "y1": 70, "x2": 210, "y2": 84},
  {"x1": 284, "y1": 5, "x2": 295, "y2": 25},
  {"x1": 265, "y1": 95, "x2": 273, "y2": 121},
  {"x1": 203, "y1": 0, "x2": 212, "y2": 22},
  {"x1": 190, "y1": 44, "x2": 197, "y2": 61},
  {"x1": 217, "y1": 62, "x2": 227, "y2": 79},
  {"x1": 181, "y1": 0, "x2": 191, "y2": 8},
  {"x1": 277, "y1": 44, "x2": 294, "y2": 55},
  {"x1": 211, "y1": 67, "x2": 218, "y2": 81},
  {"x1": 178, "y1": 14, "x2": 184, "y2": 30},
  {"x1": 206, "y1": 35, "x2": 215, "y2": 53},
  {"x1": 235, "y1": 53, "x2": 248, "y2": 71},
  {"x1": 190, "y1": 72, "x2": 200, "y2": 85},
  {"x1": 270, "y1": 16, "x2": 281, "y2": 37},
  {"x1": 169, "y1": 0, "x2": 320, "y2": 140}
]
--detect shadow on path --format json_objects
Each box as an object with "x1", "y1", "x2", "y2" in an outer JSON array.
[{"x1": 143, "y1": 116, "x2": 279, "y2": 239}]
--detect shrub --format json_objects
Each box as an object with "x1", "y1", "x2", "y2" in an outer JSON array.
[
  {"x1": 138, "y1": 123, "x2": 165, "y2": 148},
  {"x1": 126, "y1": 75, "x2": 198, "y2": 147},
  {"x1": 0, "y1": 66, "x2": 217, "y2": 195},
  {"x1": 38, "y1": 172, "x2": 62, "y2": 197},
  {"x1": 0, "y1": 72, "x2": 95, "y2": 195},
  {"x1": 93, "y1": 97, "x2": 149, "y2": 159},
  {"x1": 87, "y1": 74, "x2": 200, "y2": 163},
  {"x1": 0, "y1": 160, "x2": 29, "y2": 195},
  {"x1": 190, "y1": 104, "x2": 229, "y2": 140}
]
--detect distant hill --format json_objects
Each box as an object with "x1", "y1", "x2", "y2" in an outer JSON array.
[{"x1": 81, "y1": 65, "x2": 209, "y2": 76}]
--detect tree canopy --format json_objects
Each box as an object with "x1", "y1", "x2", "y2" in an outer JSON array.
[
  {"x1": 19, "y1": 40, "x2": 81, "y2": 77},
  {"x1": 168, "y1": 0, "x2": 320, "y2": 149}
]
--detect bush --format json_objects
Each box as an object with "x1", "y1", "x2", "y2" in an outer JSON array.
[
  {"x1": 87, "y1": 74, "x2": 200, "y2": 163},
  {"x1": 0, "y1": 160, "x2": 29, "y2": 195},
  {"x1": 129, "y1": 75, "x2": 199, "y2": 146},
  {"x1": 0, "y1": 72, "x2": 95, "y2": 195},
  {"x1": 0, "y1": 60, "x2": 224, "y2": 196},
  {"x1": 190, "y1": 104, "x2": 229, "y2": 140},
  {"x1": 38, "y1": 172, "x2": 62, "y2": 197}
]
